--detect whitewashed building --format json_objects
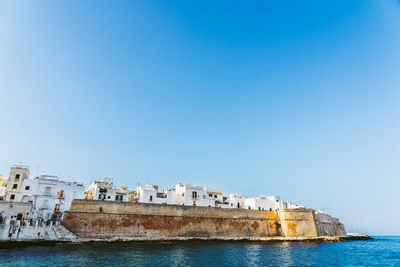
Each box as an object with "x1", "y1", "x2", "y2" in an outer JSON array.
[
  {"x1": 226, "y1": 194, "x2": 245, "y2": 209},
  {"x1": 131, "y1": 184, "x2": 168, "y2": 204},
  {"x1": 86, "y1": 178, "x2": 129, "y2": 202},
  {"x1": 19, "y1": 174, "x2": 85, "y2": 220},
  {"x1": 170, "y1": 183, "x2": 224, "y2": 207},
  {"x1": 286, "y1": 201, "x2": 305, "y2": 209},
  {"x1": 244, "y1": 196, "x2": 287, "y2": 211},
  {"x1": 131, "y1": 183, "x2": 246, "y2": 209},
  {"x1": 0, "y1": 201, "x2": 34, "y2": 225}
]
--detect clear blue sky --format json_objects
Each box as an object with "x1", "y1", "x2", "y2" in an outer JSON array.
[{"x1": 1, "y1": 0, "x2": 400, "y2": 235}]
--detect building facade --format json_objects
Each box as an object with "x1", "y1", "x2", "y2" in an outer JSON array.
[
  {"x1": 244, "y1": 196, "x2": 287, "y2": 211},
  {"x1": 132, "y1": 184, "x2": 168, "y2": 204},
  {"x1": 19, "y1": 175, "x2": 85, "y2": 221},
  {"x1": 4, "y1": 165, "x2": 30, "y2": 201},
  {"x1": 170, "y1": 183, "x2": 224, "y2": 207},
  {"x1": 86, "y1": 178, "x2": 129, "y2": 202}
]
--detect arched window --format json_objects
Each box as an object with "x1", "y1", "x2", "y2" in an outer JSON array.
[{"x1": 150, "y1": 195, "x2": 153, "y2": 202}]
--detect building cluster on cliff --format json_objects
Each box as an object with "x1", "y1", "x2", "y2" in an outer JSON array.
[{"x1": 0, "y1": 164, "x2": 304, "y2": 227}]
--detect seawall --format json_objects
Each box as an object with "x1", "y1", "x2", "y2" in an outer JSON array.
[{"x1": 63, "y1": 200, "x2": 346, "y2": 240}]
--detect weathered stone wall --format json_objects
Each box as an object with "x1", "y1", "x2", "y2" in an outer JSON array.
[
  {"x1": 278, "y1": 209, "x2": 318, "y2": 237},
  {"x1": 314, "y1": 212, "x2": 347, "y2": 237},
  {"x1": 64, "y1": 200, "x2": 281, "y2": 239},
  {"x1": 63, "y1": 200, "x2": 347, "y2": 239}
]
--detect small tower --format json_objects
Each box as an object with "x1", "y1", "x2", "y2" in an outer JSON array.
[{"x1": 4, "y1": 165, "x2": 30, "y2": 201}]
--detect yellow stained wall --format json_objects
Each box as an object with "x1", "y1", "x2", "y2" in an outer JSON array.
[{"x1": 278, "y1": 209, "x2": 318, "y2": 237}]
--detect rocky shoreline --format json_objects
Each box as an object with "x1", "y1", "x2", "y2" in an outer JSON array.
[
  {"x1": 0, "y1": 234, "x2": 372, "y2": 248},
  {"x1": 74, "y1": 234, "x2": 372, "y2": 243}
]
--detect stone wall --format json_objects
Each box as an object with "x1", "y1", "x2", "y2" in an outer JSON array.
[
  {"x1": 278, "y1": 209, "x2": 318, "y2": 237},
  {"x1": 64, "y1": 200, "x2": 281, "y2": 239},
  {"x1": 314, "y1": 212, "x2": 347, "y2": 236},
  {"x1": 63, "y1": 200, "x2": 347, "y2": 239}
]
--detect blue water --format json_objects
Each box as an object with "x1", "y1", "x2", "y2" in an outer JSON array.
[{"x1": 0, "y1": 236, "x2": 399, "y2": 266}]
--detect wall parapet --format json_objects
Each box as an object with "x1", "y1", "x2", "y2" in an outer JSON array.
[{"x1": 68, "y1": 200, "x2": 278, "y2": 220}]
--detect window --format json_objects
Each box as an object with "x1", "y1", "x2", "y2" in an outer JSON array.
[
  {"x1": 248, "y1": 206, "x2": 251, "y2": 210},
  {"x1": 42, "y1": 200, "x2": 48, "y2": 208},
  {"x1": 107, "y1": 196, "x2": 111, "y2": 199},
  {"x1": 99, "y1": 194, "x2": 106, "y2": 200},
  {"x1": 99, "y1": 188, "x2": 107, "y2": 193},
  {"x1": 214, "y1": 195, "x2": 217, "y2": 198},
  {"x1": 258, "y1": 207, "x2": 261, "y2": 210},
  {"x1": 44, "y1": 187, "x2": 51, "y2": 195},
  {"x1": 12, "y1": 184, "x2": 18, "y2": 189},
  {"x1": 59, "y1": 190, "x2": 64, "y2": 198},
  {"x1": 54, "y1": 204, "x2": 60, "y2": 213},
  {"x1": 237, "y1": 203, "x2": 240, "y2": 208},
  {"x1": 16, "y1": 213, "x2": 23, "y2": 220},
  {"x1": 10, "y1": 194, "x2": 15, "y2": 200},
  {"x1": 276, "y1": 200, "x2": 279, "y2": 202},
  {"x1": 192, "y1": 191, "x2": 197, "y2": 199},
  {"x1": 231, "y1": 203, "x2": 233, "y2": 206},
  {"x1": 150, "y1": 195, "x2": 153, "y2": 202},
  {"x1": 25, "y1": 186, "x2": 30, "y2": 190},
  {"x1": 15, "y1": 174, "x2": 20, "y2": 181},
  {"x1": 115, "y1": 195, "x2": 123, "y2": 201},
  {"x1": 208, "y1": 194, "x2": 212, "y2": 197}
]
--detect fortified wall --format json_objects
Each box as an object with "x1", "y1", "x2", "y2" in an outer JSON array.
[
  {"x1": 63, "y1": 200, "x2": 346, "y2": 240},
  {"x1": 314, "y1": 212, "x2": 347, "y2": 236}
]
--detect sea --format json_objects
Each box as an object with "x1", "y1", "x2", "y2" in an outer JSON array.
[{"x1": 0, "y1": 236, "x2": 399, "y2": 266}]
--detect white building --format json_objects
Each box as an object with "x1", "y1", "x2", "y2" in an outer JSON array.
[
  {"x1": 170, "y1": 183, "x2": 224, "y2": 207},
  {"x1": 244, "y1": 196, "x2": 287, "y2": 211},
  {"x1": 131, "y1": 183, "x2": 246, "y2": 209},
  {"x1": 19, "y1": 174, "x2": 85, "y2": 221},
  {"x1": 86, "y1": 178, "x2": 129, "y2": 202},
  {"x1": 286, "y1": 201, "x2": 305, "y2": 209},
  {"x1": 0, "y1": 201, "x2": 34, "y2": 225},
  {"x1": 132, "y1": 184, "x2": 168, "y2": 204},
  {"x1": 227, "y1": 194, "x2": 245, "y2": 209}
]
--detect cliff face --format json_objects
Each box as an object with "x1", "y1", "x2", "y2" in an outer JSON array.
[{"x1": 63, "y1": 200, "x2": 346, "y2": 240}]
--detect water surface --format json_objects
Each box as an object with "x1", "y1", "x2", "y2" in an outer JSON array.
[{"x1": 0, "y1": 236, "x2": 399, "y2": 266}]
